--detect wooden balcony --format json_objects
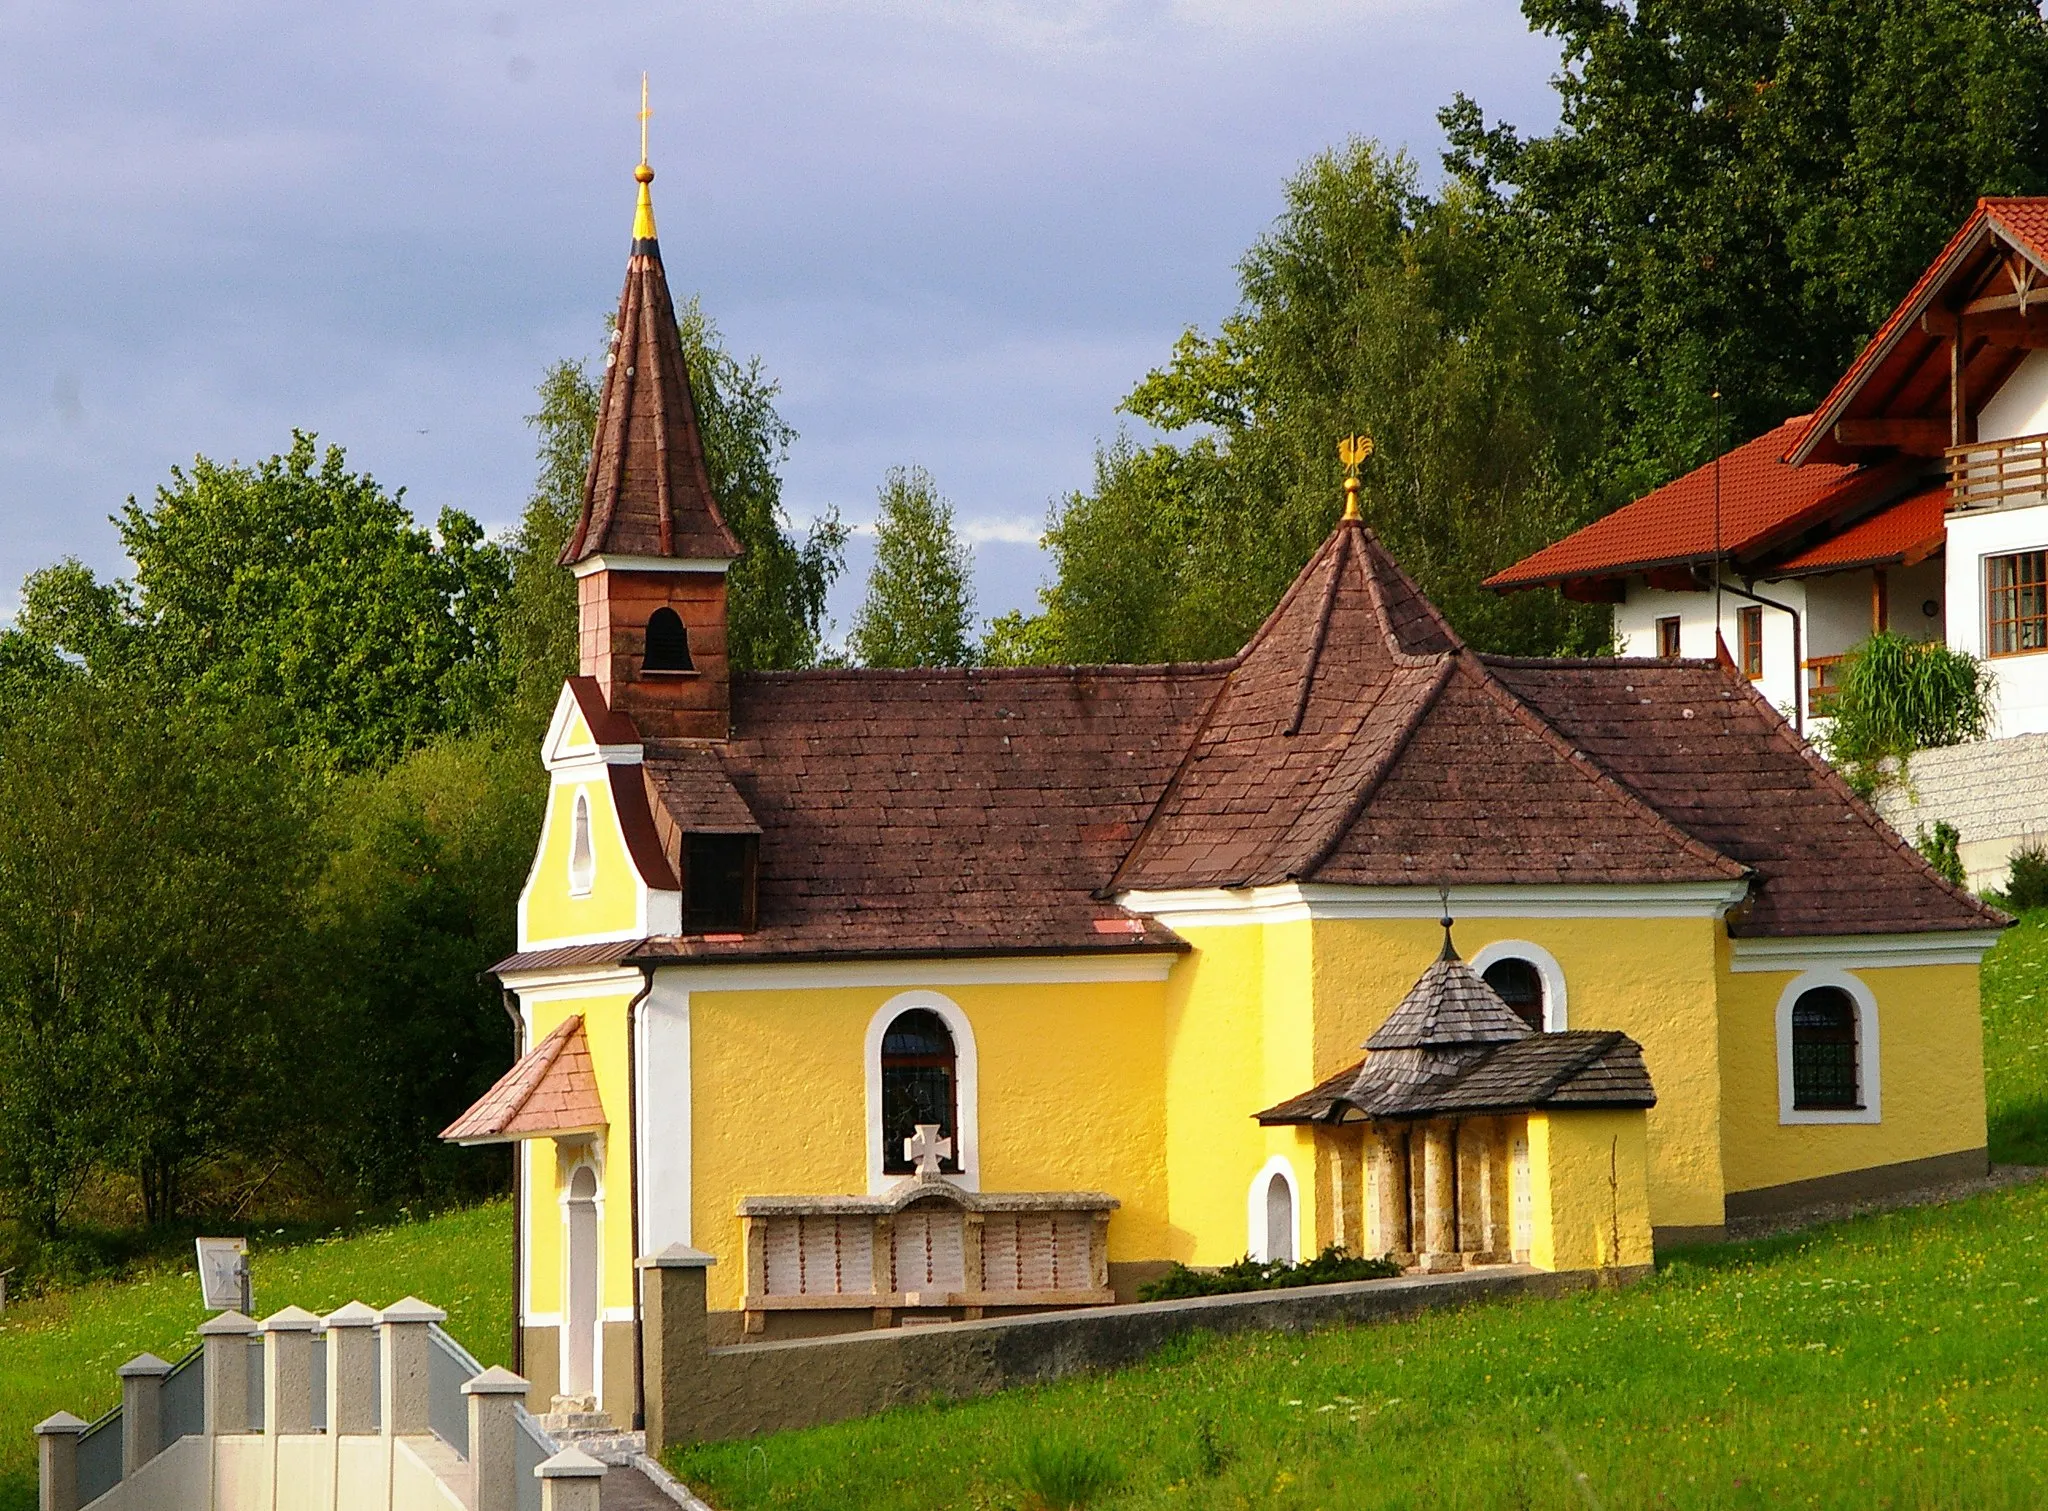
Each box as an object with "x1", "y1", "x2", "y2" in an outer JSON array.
[
  {"x1": 737, "y1": 1177, "x2": 1118, "y2": 1333},
  {"x1": 1947, "y1": 432, "x2": 2048, "y2": 512}
]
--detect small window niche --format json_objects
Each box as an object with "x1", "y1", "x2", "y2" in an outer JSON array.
[
  {"x1": 568, "y1": 790, "x2": 596, "y2": 896},
  {"x1": 643, "y1": 607, "x2": 695, "y2": 674},
  {"x1": 685, "y1": 832, "x2": 757, "y2": 933}
]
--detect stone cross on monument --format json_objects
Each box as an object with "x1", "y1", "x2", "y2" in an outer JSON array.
[{"x1": 905, "y1": 1123, "x2": 952, "y2": 1177}]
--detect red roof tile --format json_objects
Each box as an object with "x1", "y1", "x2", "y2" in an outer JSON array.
[
  {"x1": 442, "y1": 1016, "x2": 607, "y2": 1144},
  {"x1": 1772, "y1": 487, "x2": 1947, "y2": 574}
]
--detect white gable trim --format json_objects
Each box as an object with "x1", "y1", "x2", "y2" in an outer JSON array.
[
  {"x1": 542, "y1": 684, "x2": 643, "y2": 772},
  {"x1": 636, "y1": 955, "x2": 1177, "y2": 992},
  {"x1": 1728, "y1": 931, "x2": 2004, "y2": 973},
  {"x1": 1118, "y1": 882, "x2": 1749, "y2": 929},
  {"x1": 571, "y1": 553, "x2": 732, "y2": 578}
]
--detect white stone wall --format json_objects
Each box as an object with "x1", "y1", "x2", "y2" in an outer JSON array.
[{"x1": 1874, "y1": 732, "x2": 2048, "y2": 891}]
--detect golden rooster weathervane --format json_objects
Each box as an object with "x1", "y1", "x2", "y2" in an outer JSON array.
[{"x1": 1338, "y1": 434, "x2": 1374, "y2": 521}]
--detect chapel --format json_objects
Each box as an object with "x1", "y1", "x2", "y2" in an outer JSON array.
[{"x1": 445, "y1": 153, "x2": 2006, "y2": 1426}]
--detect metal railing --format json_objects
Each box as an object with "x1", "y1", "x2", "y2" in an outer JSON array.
[{"x1": 1947, "y1": 431, "x2": 2048, "y2": 511}]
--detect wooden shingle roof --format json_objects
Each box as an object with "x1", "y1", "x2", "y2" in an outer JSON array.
[{"x1": 440, "y1": 1016, "x2": 606, "y2": 1144}]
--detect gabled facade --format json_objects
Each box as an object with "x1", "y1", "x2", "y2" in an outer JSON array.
[
  {"x1": 1491, "y1": 198, "x2": 2048, "y2": 747},
  {"x1": 447, "y1": 160, "x2": 2006, "y2": 1427}
]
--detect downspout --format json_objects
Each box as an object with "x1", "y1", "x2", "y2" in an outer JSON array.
[
  {"x1": 1717, "y1": 568, "x2": 1807, "y2": 736},
  {"x1": 500, "y1": 988, "x2": 525, "y2": 1379},
  {"x1": 625, "y1": 964, "x2": 656, "y2": 1433}
]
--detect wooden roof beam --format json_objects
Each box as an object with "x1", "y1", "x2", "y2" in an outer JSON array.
[{"x1": 1832, "y1": 418, "x2": 1949, "y2": 454}]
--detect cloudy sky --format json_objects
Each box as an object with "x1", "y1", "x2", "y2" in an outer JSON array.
[{"x1": 0, "y1": 1, "x2": 1561, "y2": 641}]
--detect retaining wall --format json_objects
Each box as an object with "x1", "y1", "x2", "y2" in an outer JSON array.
[{"x1": 1876, "y1": 732, "x2": 2048, "y2": 890}]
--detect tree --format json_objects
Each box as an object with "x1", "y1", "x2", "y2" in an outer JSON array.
[
  {"x1": 848, "y1": 467, "x2": 977, "y2": 668},
  {"x1": 0, "y1": 683, "x2": 314, "y2": 1232},
  {"x1": 14, "y1": 433, "x2": 510, "y2": 772},
  {"x1": 504, "y1": 300, "x2": 847, "y2": 711},
  {"x1": 999, "y1": 142, "x2": 1611, "y2": 665},
  {"x1": 1443, "y1": 0, "x2": 2048, "y2": 488}
]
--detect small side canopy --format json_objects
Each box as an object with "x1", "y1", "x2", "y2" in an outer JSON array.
[{"x1": 442, "y1": 1016, "x2": 606, "y2": 1145}]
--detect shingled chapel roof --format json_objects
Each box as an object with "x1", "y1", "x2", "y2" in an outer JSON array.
[
  {"x1": 495, "y1": 512, "x2": 2002, "y2": 975},
  {"x1": 559, "y1": 164, "x2": 742, "y2": 566},
  {"x1": 441, "y1": 1016, "x2": 606, "y2": 1144}
]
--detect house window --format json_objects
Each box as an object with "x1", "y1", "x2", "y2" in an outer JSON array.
[
  {"x1": 1482, "y1": 957, "x2": 1546, "y2": 1033},
  {"x1": 1738, "y1": 606, "x2": 1764, "y2": 679},
  {"x1": 643, "y1": 607, "x2": 694, "y2": 673},
  {"x1": 1657, "y1": 616, "x2": 1682, "y2": 658},
  {"x1": 1986, "y1": 550, "x2": 2048, "y2": 656},
  {"x1": 684, "y1": 833, "x2": 756, "y2": 933},
  {"x1": 568, "y1": 791, "x2": 595, "y2": 896},
  {"x1": 1790, "y1": 986, "x2": 1860, "y2": 1110},
  {"x1": 880, "y1": 1009, "x2": 959, "y2": 1175}
]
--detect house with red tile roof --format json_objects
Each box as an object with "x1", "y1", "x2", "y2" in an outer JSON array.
[{"x1": 443, "y1": 157, "x2": 2007, "y2": 1439}]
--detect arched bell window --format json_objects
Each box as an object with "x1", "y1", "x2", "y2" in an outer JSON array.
[
  {"x1": 643, "y1": 607, "x2": 694, "y2": 673},
  {"x1": 1482, "y1": 957, "x2": 1545, "y2": 1033},
  {"x1": 1791, "y1": 986, "x2": 1860, "y2": 1109},
  {"x1": 568, "y1": 790, "x2": 595, "y2": 896},
  {"x1": 880, "y1": 1009, "x2": 958, "y2": 1175}
]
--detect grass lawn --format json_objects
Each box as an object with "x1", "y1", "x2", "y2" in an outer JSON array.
[
  {"x1": 669, "y1": 913, "x2": 2048, "y2": 1511},
  {"x1": 0, "y1": 1201, "x2": 510, "y2": 1511}
]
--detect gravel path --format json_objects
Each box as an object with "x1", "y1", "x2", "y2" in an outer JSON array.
[{"x1": 1722, "y1": 1162, "x2": 2045, "y2": 1242}]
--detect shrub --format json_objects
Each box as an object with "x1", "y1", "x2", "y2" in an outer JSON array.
[
  {"x1": 1916, "y1": 821, "x2": 1966, "y2": 888},
  {"x1": 1008, "y1": 1438, "x2": 1122, "y2": 1510},
  {"x1": 2005, "y1": 843, "x2": 2048, "y2": 913},
  {"x1": 1137, "y1": 1244, "x2": 1402, "y2": 1301},
  {"x1": 1821, "y1": 633, "x2": 1992, "y2": 795}
]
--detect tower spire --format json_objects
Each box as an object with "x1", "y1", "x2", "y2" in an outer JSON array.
[
  {"x1": 1338, "y1": 434, "x2": 1373, "y2": 522},
  {"x1": 633, "y1": 73, "x2": 657, "y2": 245}
]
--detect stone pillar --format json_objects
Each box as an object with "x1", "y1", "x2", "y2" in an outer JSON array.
[
  {"x1": 1482, "y1": 1118, "x2": 1512, "y2": 1259},
  {"x1": 741, "y1": 1216, "x2": 767, "y2": 1336},
  {"x1": 378, "y1": 1297, "x2": 447, "y2": 1437},
  {"x1": 1420, "y1": 1122, "x2": 1459, "y2": 1271},
  {"x1": 464, "y1": 1366, "x2": 531, "y2": 1511},
  {"x1": 35, "y1": 1412, "x2": 87, "y2": 1511},
  {"x1": 322, "y1": 1301, "x2": 380, "y2": 1434},
  {"x1": 198, "y1": 1311, "x2": 259, "y2": 1435},
  {"x1": 1369, "y1": 1127, "x2": 1410, "y2": 1261},
  {"x1": 261, "y1": 1307, "x2": 321, "y2": 1436},
  {"x1": 636, "y1": 1244, "x2": 716, "y2": 1454},
  {"x1": 537, "y1": 1446, "x2": 607, "y2": 1511},
  {"x1": 1455, "y1": 1120, "x2": 1490, "y2": 1260},
  {"x1": 117, "y1": 1352, "x2": 174, "y2": 1476}
]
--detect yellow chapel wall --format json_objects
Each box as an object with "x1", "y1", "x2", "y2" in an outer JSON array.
[
  {"x1": 522, "y1": 775, "x2": 646, "y2": 945},
  {"x1": 684, "y1": 978, "x2": 1170, "y2": 1315},
  {"x1": 1716, "y1": 956, "x2": 1987, "y2": 1200}
]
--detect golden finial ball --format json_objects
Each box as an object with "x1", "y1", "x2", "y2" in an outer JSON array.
[{"x1": 635, "y1": 163, "x2": 655, "y2": 184}]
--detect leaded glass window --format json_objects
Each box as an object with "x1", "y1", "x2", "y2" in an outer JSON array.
[
  {"x1": 881, "y1": 1009, "x2": 959, "y2": 1175},
  {"x1": 1791, "y1": 986, "x2": 1860, "y2": 1110}
]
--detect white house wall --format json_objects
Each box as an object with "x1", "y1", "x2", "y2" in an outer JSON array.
[
  {"x1": 1946, "y1": 505, "x2": 2048, "y2": 737},
  {"x1": 1614, "y1": 579, "x2": 1807, "y2": 719},
  {"x1": 1978, "y1": 349, "x2": 2048, "y2": 442}
]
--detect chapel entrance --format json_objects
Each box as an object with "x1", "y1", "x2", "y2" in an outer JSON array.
[{"x1": 563, "y1": 1164, "x2": 599, "y2": 1401}]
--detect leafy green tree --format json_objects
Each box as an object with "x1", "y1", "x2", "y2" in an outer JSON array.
[
  {"x1": 302, "y1": 732, "x2": 541, "y2": 1199},
  {"x1": 14, "y1": 433, "x2": 510, "y2": 772},
  {"x1": 1004, "y1": 142, "x2": 1611, "y2": 664},
  {"x1": 848, "y1": 467, "x2": 977, "y2": 668},
  {"x1": 505, "y1": 299, "x2": 847, "y2": 712},
  {"x1": 1443, "y1": 0, "x2": 2048, "y2": 487},
  {"x1": 0, "y1": 683, "x2": 314, "y2": 1232}
]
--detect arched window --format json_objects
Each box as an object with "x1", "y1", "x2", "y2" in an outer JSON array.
[
  {"x1": 568, "y1": 791, "x2": 595, "y2": 895},
  {"x1": 880, "y1": 1009, "x2": 958, "y2": 1175},
  {"x1": 1791, "y1": 986, "x2": 1860, "y2": 1109},
  {"x1": 1482, "y1": 957, "x2": 1545, "y2": 1033},
  {"x1": 1265, "y1": 1172, "x2": 1296, "y2": 1265},
  {"x1": 643, "y1": 608, "x2": 694, "y2": 673}
]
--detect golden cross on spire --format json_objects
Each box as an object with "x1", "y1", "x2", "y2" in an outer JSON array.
[
  {"x1": 631, "y1": 72, "x2": 658, "y2": 241},
  {"x1": 638, "y1": 72, "x2": 652, "y2": 167},
  {"x1": 1337, "y1": 434, "x2": 1374, "y2": 522}
]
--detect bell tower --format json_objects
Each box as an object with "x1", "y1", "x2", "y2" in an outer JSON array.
[{"x1": 560, "y1": 123, "x2": 742, "y2": 741}]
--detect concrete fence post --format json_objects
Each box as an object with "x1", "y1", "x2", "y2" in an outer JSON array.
[
  {"x1": 117, "y1": 1352, "x2": 174, "y2": 1477},
  {"x1": 34, "y1": 1412, "x2": 87, "y2": 1511},
  {"x1": 322, "y1": 1301, "x2": 380, "y2": 1434},
  {"x1": 536, "y1": 1446, "x2": 606, "y2": 1511},
  {"x1": 463, "y1": 1366, "x2": 530, "y2": 1511},
  {"x1": 198, "y1": 1311, "x2": 259, "y2": 1435},
  {"x1": 261, "y1": 1306, "x2": 322, "y2": 1435},
  {"x1": 377, "y1": 1297, "x2": 447, "y2": 1436},
  {"x1": 635, "y1": 1244, "x2": 716, "y2": 1453}
]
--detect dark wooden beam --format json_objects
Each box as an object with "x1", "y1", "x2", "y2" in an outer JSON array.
[
  {"x1": 1832, "y1": 418, "x2": 1949, "y2": 454},
  {"x1": 1643, "y1": 567, "x2": 1707, "y2": 592},
  {"x1": 1560, "y1": 577, "x2": 1625, "y2": 605}
]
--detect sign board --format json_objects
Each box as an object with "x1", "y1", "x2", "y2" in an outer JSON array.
[{"x1": 195, "y1": 1237, "x2": 251, "y2": 1313}]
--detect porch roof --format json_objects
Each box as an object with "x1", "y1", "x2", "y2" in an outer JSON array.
[
  {"x1": 1769, "y1": 486, "x2": 1948, "y2": 576},
  {"x1": 441, "y1": 1015, "x2": 606, "y2": 1145}
]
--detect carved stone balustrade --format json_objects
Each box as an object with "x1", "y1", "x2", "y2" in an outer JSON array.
[{"x1": 737, "y1": 1177, "x2": 1117, "y2": 1333}]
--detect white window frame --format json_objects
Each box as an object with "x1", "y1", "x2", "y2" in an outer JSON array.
[
  {"x1": 864, "y1": 991, "x2": 981, "y2": 1194},
  {"x1": 1775, "y1": 967, "x2": 1881, "y2": 1125},
  {"x1": 1469, "y1": 940, "x2": 1569, "y2": 1032},
  {"x1": 1246, "y1": 1155, "x2": 1300, "y2": 1264},
  {"x1": 568, "y1": 788, "x2": 596, "y2": 897}
]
